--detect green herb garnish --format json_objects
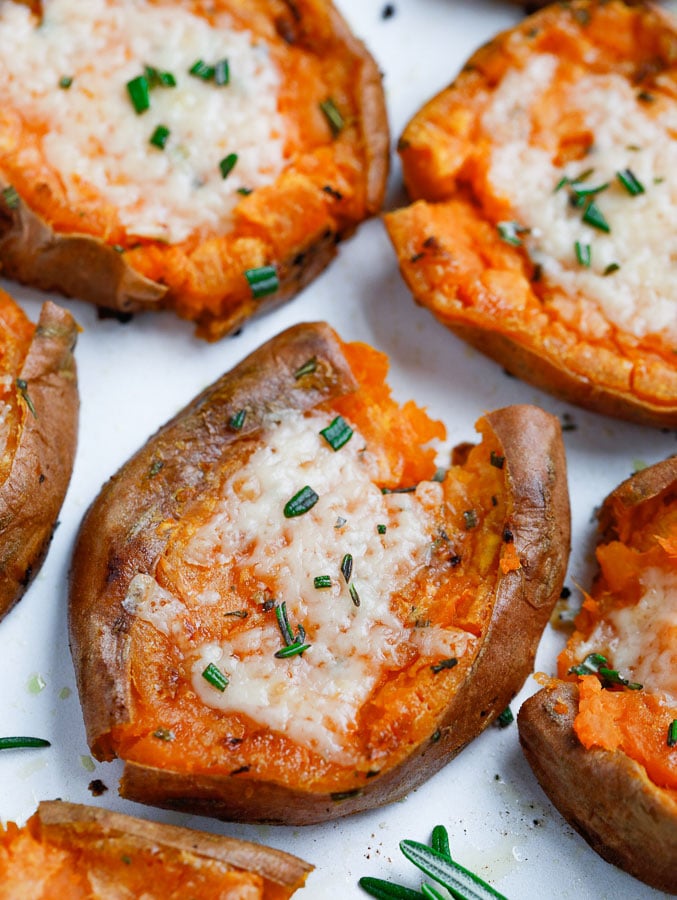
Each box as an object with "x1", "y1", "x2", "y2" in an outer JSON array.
[
  {"x1": 59, "y1": 75, "x2": 73, "y2": 89},
  {"x1": 189, "y1": 59, "x2": 215, "y2": 80},
  {"x1": 152, "y1": 728, "x2": 175, "y2": 741},
  {"x1": 245, "y1": 265, "x2": 278, "y2": 299},
  {"x1": 274, "y1": 642, "x2": 310, "y2": 659},
  {"x1": 201, "y1": 662, "x2": 229, "y2": 691},
  {"x1": 219, "y1": 152, "x2": 238, "y2": 179},
  {"x1": 616, "y1": 168, "x2": 645, "y2": 196},
  {"x1": 569, "y1": 652, "x2": 642, "y2": 689},
  {"x1": 314, "y1": 575, "x2": 332, "y2": 589},
  {"x1": 496, "y1": 707, "x2": 514, "y2": 728},
  {"x1": 320, "y1": 415, "x2": 353, "y2": 451},
  {"x1": 349, "y1": 583, "x2": 361, "y2": 607},
  {"x1": 463, "y1": 510, "x2": 478, "y2": 530},
  {"x1": 377, "y1": 524, "x2": 387, "y2": 535},
  {"x1": 497, "y1": 221, "x2": 528, "y2": 247},
  {"x1": 320, "y1": 97, "x2": 344, "y2": 136},
  {"x1": 149, "y1": 124, "x2": 170, "y2": 149},
  {"x1": 668, "y1": 720, "x2": 677, "y2": 747},
  {"x1": 582, "y1": 200, "x2": 610, "y2": 233},
  {"x1": 284, "y1": 485, "x2": 319, "y2": 518},
  {"x1": 575, "y1": 241, "x2": 591, "y2": 267},
  {"x1": 603, "y1": 262, "x2": 620, "y2": 276},
  {"x1": 2, "y1": 185, "x2": 20, "y2": 208},
  {"x1": 341, "y1": 553, "x2": 354, "y2": 583},
  {"x1": 214, "y1": 58, "x2": 230, "y2": 85},
  {"x1": 0, "y1": 736, "x2": 51, "y2": 750},
  {"x1": 126, "y1": 75, "x2": 150, "y2": 114},
  {"x1": 16, "y1": 378, "x2": 37, "y2": 418},
  {"x1": 149, "y1": 459, "x2": 164, "y2": 477},
  {"x1": 274, "y1": 601, "x2": 309, "y2": 656},
  {"x1": 294, "y1": 357, "x2": 317, "y2": 379},
  {"x1": 229, "y1": 408, "x2": 247, "y2": 430},
  {"x1": 431, "y1": 658, "x2": 458, "y2": 674},
  {"x1": 144, "y1": 65, "x2": 176, "y2": 88}
]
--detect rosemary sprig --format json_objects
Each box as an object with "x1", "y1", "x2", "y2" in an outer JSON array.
[{"x1": 0, "y1": 736, "x2": 51, "y2": 750}]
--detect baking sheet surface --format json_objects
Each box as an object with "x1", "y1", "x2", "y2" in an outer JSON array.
[{"x1": 0, "y1": 2, "x2": 674, "y2": 897}]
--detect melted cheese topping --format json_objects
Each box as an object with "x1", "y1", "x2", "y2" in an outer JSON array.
[
  {"x1": 576, "y1": 566, "x2": 677, "y2": 703},
  {"x1": 484, "y1": 54, "x2": 677, "y2": 344},
  {"x1": 0, "y1": 0, "x2": 285, "y2": 242},
  {"x1": 125, "y1": 411, "x2": 474, "y2": 764}
]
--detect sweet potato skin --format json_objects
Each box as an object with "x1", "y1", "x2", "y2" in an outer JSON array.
[
  {"x1": 385, "y1": 0, "x2": 677, "y2": 427},
  {"x1": 517, "y1": 456, "x2": 677, "y2": 893},
  {"x1": 69, "y1": 323, "x2": 569, "y2": 824},
  {"x1": 0, "y1": 0, "x2": 388, "y2": 340},
  {"x1": 1, "y1": 800, "x2": 312, "y2": 897},
  {"x1": 0, "y1": 298, "x2": 78, "y2": 620},
  {"x1": 518, "y1": 682, "x2": 677, "y2": 894}
]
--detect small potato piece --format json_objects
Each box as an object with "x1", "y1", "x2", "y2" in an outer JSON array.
[
  {"x1": 385, "y1": 0, "x2": 677, "y2": 427},
  {"x1": 518, "y1": 456, "x2": 677, "y2": 893},
  {"x1": 70, "y1": 322, "x2": 569, "y2": 824},
  {"x1": 0, "y1": 0, "x2": 388, "y2": 340},
  {"x1": 0, "y1": 800, "x2": 312, "y2": 898},
  {"x1": 0, "y1": 291, "x2": 78, "y2": 621}
]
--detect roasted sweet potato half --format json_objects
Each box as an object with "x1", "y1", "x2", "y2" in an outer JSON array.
[
  {"x1": 0, "y1": 0, "x2": 388, "y2": 340},
  {"x1": 385, "y1": 0, "x2": 677, "y2": 427},
  {"x1": 0, "y1": 290, "x2": 78, "y2": 621},
  {"x1": 0, "y1": 800, "x2": 312, "y2": 898},
  {"x1": 69, "y1": 322, "x2": 569, "y2": 825},
  {"x1": 518, "y1": 455, "x2": 677, "y2": 893}
]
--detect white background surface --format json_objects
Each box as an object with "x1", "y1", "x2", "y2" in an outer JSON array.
[{"x1": 0, "y1": 2, "x2": 675, "y2": 897}]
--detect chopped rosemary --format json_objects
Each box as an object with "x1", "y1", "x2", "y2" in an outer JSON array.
[
  {"x1": 603, "y1": 262, "x2": 620, "y2": 276},
  {"x1": 201, "y1": 662, "x2": 229, "y2": 691},
  {"x1": 219, "y1": 152, "x2": 238, "y2": 179},
  {"x1": 314, "y1": 575, "x2": 332, "y2": 589},
  {"x1": 59, "y1": 75, "x2": 73, "y2": 89},
  {"x1": 189, "y1": 59, "x2": 215, "y2": 80},
  {"x1": 496, "y1": 706, "x2": 514, "y2": 728},
  {"x1": 126, "y1": 75, "x2": 150, "y2": 114},
  {"x1": 575, "y1": 241, "x2": 591, "y2": 267},
  {"x1": 497, "y1": 221, "x2": 528, "y2": 247},
  {"x1": 582, "y1": 200, "x2": 610, "y2": 233},
  {"x1": 274, "y1": 642, "x2": 310, "y2": 658},
  {"x1": 214, "y1": 58, "x2": 230, "y2": 85},
  {"x1": 144, "y1": 65, "x2": 176, "y2": 88},
  {"x1": 16, "y1": 378, "x2": 37, "y2": 418},
  {"x1": 569, "y1": 652, "x2": 642, "y2": 689},
  {"x1": 284, "y1": 485, "x2": 319, "y2": 518},
  {"x1": 2, "y1": 185, "x2": 20, "y2": 208},
  {"x1": 616, "y1": 168, "x2": 645, "y2": 196},
  {"x1": 149, "y1": 124, "x2": 170, "y2": 149},
  {"x1": 245, "y1": 265, "x2": 279, "y2": 299},
  {"x1": 294, "y1": 357, "x2": 317, "y2": 379},
  {"x1": 0, "y1": 736, "x2": 51, "y2": 750},
  {"x1": 341, "y1": 553, "x2": 354, "y2": 583},
  {"x1": 668, "y1": 720, "x2": 677, "y2": 747},
  {"x1": 431, "y1": 657, "x2": 458, "y2": 674},
  {"x1": 349, "y1": 583, "x2": 361, "y2": 607},
  {"x1": 237, "y1": 187, "x2": 253, "y2": 196},
  {"x1": 320, "y1": 415, "x2": 353, "y2": 451},
  {"x1": 229, "y1": 408, "x2": 247, "y2": 430},
  {"x1": 377, "y1": 524, "x2": 387, "y2": 535},
  {"x1": 320, "y1": 97, "x2": 344, "y2": 136}
]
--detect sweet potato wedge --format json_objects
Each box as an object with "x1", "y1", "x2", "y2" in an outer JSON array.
[
  {"x1": 518, "y1": 455, "x2": 677, "y2": 893},
  {"x1": 0, "y1": 799, "x2": 312, "y2": 898},
  {"x1": 0, "y1": 0, "x2": 388, "y2": 340},
  {"x1": 385, "y1": 0, "x2": 677, "y2": 427},
  {"x1": 0, "y1": 291, "x2": 78, "y2": 621},
  {"x1": 69, "y1": 322, "x2": 569, "y2": 824}
]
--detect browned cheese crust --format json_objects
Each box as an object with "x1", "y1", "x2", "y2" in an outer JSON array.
[
  {"x1": 0, "y1": 300, "x2": 78, "y2": 619},
  {"x1": 69, "y1": 323, "x2": 569, "y2": 824},
  {"x1": 518, "y1": 682, "x2": 677, "y2": 894}
]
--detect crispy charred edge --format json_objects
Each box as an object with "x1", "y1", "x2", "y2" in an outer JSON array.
[
  {"x1": 0, "y1": 300, "x2": 78, "y2": 620},
  {"x1": 518, "y1": 682, "x2": 677, "y2": 894},
  {"x1": 388, "y1": 0, "x2": 677, "y2": 428},
  {"x1": 32, "y1": 800, "x2": 312, "y2": 894},
  {"x1": 119, "y1": 404, "x2": 569, "y2": 825},
  {"x1": 0, "y1": 185, "x2": 167, "y2": 314},
  {"x1": 68, "y1": 321, "x2": 357, "y2": 759}
]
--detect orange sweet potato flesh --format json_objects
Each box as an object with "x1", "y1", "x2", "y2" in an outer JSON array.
[
  {"x1": 0, "y1": 0, "x2": 388, "y2": 340},
  {"x1": 384, "y1": 0, "x2": 677, "y2": 427},
  {"x1": 518, "y1": 455, "x2": 677, "y2": 893},
  {"x1": 0, "y1": 800, "x2": 312, "y2": 898},
  {"x1": 0, "y1": 290, "x2": 78, "y2": 620},
  {"x1": 70, "y1": 321, "x2": 569, "y2": 825}
]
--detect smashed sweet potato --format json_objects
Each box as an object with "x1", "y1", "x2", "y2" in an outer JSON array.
[
  {"x1": 0, "y1": 290, "x2": 78, "y2": 621},
  {"x1": 0, "y1": 800, "x2": 312, "y2": 898},
  {"x1": 0, "y1": 0, "x2": 388, "y2": 340},
  {"x1": 69, "y1": 321, "x2": 569, "y2": 824},
  {"x1": 518, "y1": 455, "x2": 677, "y2": 893},
  {"x1": 385, "y1": 0, "x2": 677, "y2": 427}
]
